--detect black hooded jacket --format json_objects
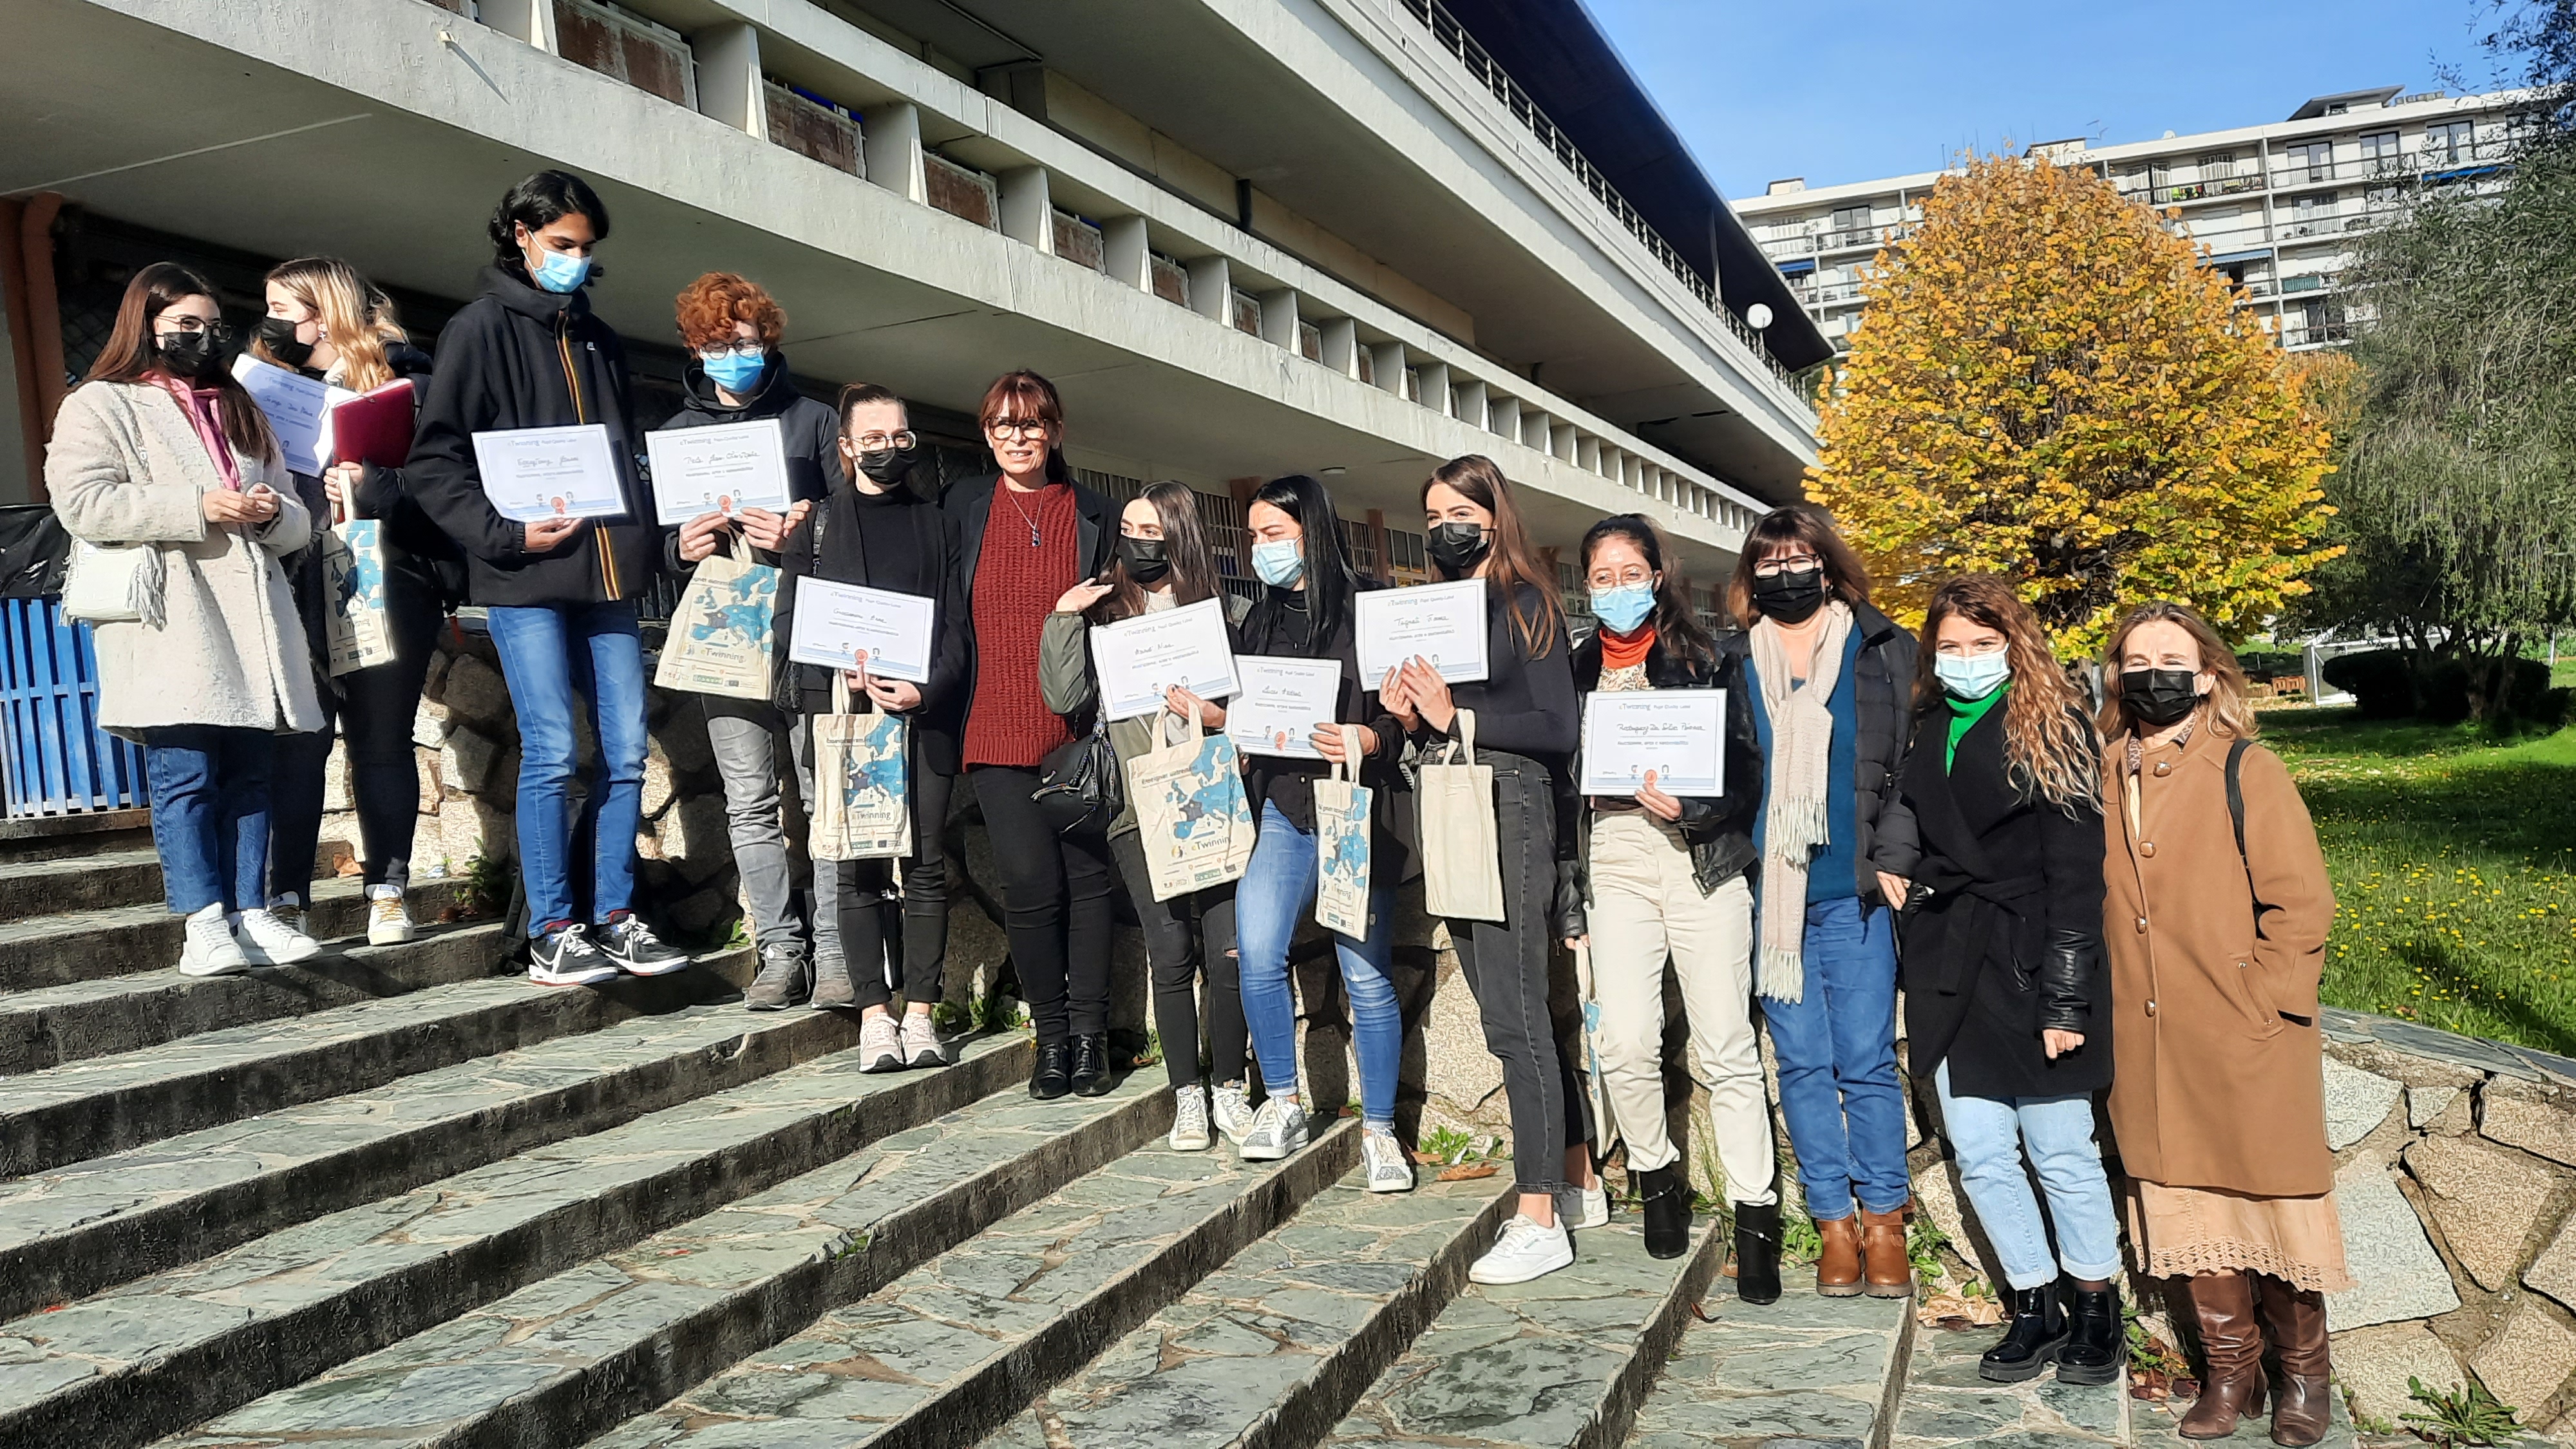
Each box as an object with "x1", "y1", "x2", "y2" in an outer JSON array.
[{"x1": 406, "y1": 267, "x2": 660, "y2": 607}]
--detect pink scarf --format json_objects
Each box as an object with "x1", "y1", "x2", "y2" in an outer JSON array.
[{"x1": 147, "y1": 373, "x2": 243, "y2": 491}]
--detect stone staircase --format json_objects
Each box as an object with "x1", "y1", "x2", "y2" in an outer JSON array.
[{"x1": 0, "y1": 816, "x2": 2360, "y2": 1449}]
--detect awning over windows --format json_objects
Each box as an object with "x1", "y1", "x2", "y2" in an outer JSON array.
[
  {"x1": 1777, "y1": 258, "x2": 1817, "y2": 276},
  {"x1": 2202, "y1": 247, "x2": 2273, "y2": 267}
]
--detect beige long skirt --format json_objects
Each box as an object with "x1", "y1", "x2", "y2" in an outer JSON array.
[{"x1": 2127, "y1": 1180, "x2": 2356, "y2": 1293}]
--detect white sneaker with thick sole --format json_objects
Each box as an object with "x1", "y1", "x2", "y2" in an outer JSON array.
[
  {"x1": 1169, "y1": 1087, "x2": 1212, "y2": 1151},
  {"x1": 1362, "y1": 1126, "x2": 1415, "y2": 1193},
  {"x1": 858, "y1": 1012, "x2": 904, "y2": 1072},
  {"x1": 1238, "y1": 1097, "x2": 1308, "y2": 1162},
  {"x1": 1557, "y1": 1180, "x2": 1611, "y2": 1231},
  {"x1": 900, "y1": 1010, "x2": 944, "y2": 1068},
  {"x1": 177, "y1": 902, "x2": 251, "y2": 977},
  {"x1": 366, "y1": 886, "x2": 416, "y2": 945},
  {"x1": 1470, "y1": 1213, "x2": 1575, "y2": 1285},
  {"x1": 1209, "y1": 1081, "x2": 1254, "y2": 1146},
  {"x1": 234, "y1": 906, "x2": 322, "y2": 965}
]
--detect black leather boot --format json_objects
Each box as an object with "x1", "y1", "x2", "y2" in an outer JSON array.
[
  {"x1": 1980, "y1": 1283, "x2": 2069, "y2": 1382},
  {"x1": 1030, "y1": 1039, "x2": 1072, "y2": 1099},
  {"x1": 2058, "y1": 1280, "x2": 2122, "y2": 1386},
  {"x1": 1732, "y1": 1200, "x2": 1783, "y2": 1305},
  {"x1": 1634, "y1": 1166, "x2": 1692, "y2": 1260},
  {"x1": 1070, "y1": 1033, "x2": 1113, "y2": 1096}
]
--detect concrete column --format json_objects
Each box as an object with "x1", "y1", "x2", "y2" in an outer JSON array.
[
  {"x1": 864, "y1": 102, "x2": 927, "y2": 205},
  {"x1": 691, "y1": 22, "x2": 766, "y2": 140},
  {"x1": 1453, "y1": 378, "x2": 1487, "y2": 431},
  {"x1": 1368, "y1": 341, "x2": 1406, "y2": 396},
  {"x1": 479, "y1": 0, "x2": 558, "y2": 52},
  {"x1": 1486, "y1": 392, "x2": 1517, "y2": 442},
  {"x1": 1102, "y1": 214, "x2": 1151, "y2": 292},
  {"x1": 999, "y1": 167, "x2": 1054, "y2": 255},
  {"x1": 1258, "y1": 290, "x2": 1298, "y2": 350},
  {"x1": 1320, "y1": 317, "x2": 1360, "y2": 379},
  {"x1": 1365, "y1": 507, "x2": 1390, "y2": 582},
  {"x1": 1186, "y1": 256, "x2": 1231, "y2": 323},
  {"x1": 1551, "y1": 422, "x2": 1578, "y2": 462},
  {"x1": 1415, "y1": 361, "x2": 1451, "y2": 418}
]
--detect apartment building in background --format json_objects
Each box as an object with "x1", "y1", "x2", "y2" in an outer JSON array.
[
  {"x1": 1737, "y1": 86, "x2": 2530, "y2": 355},
  {"x1": 0, "y1": 0, "x2": 1832, "y2": 620}
]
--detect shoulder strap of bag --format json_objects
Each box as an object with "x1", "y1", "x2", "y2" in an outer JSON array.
[
  {"x1": 832, "y1": 670, "x2": 856, "y2": 717},
  {"x1": 2224, "y1": 736, "x2": 2256, "y2": 898},
  {"x1": 730, "y1": 529, "x2": 753, "y2": 569},
  {"x1": 1335, "y1": 724, "x2": 1360, "y2": 784},
  {"x1": 1454, "y1": 708, "x2": 1476, "y2": 766}
]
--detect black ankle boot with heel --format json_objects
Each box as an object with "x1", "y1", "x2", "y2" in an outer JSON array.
[
  {"x1": 1732, "y1": 1200, "x2": 1783, "y2": 1305},
  {"x1": 1980, "y1": 1283, "x2": 2069, "y2": 1382},
  {"x1": 1635, "y1": 1166, "x2": 1692, "y2": 1260}
]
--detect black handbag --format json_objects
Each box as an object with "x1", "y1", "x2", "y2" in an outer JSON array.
[{"x1": 1033, "y1": 717, "x2": 1121, "y2": 835}]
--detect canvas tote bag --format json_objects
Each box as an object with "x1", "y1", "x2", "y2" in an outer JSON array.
[
  {"x1": 655, "y1": 532, "x2": 778, "y2": 701},
  {"x1": 1312, "y1": 723, "x2": 1374, "y2": 937},
  {"x1": 1416, "y1": 708, "x2": 1505, "y2": 922},
  {"x1": 808, "y1": 673, "x2": 913, "y2": 862},
  {"x1": 1126, "y1": 710, "x2": 1256, "y2": 902},
  {"x1": 319, "y1": 497, "x2": 398, "y2": 676}
]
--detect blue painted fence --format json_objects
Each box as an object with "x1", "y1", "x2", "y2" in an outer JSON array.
[{"x1": 0, "y1": 596, "x2": 149, "y2": 817}]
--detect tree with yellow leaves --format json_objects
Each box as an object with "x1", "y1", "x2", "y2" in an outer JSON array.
[{"x1": 1806, "y1": 151, "x2": 2338, "y2": 657}]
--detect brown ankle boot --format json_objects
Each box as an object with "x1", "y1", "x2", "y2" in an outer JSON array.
[
  {"x1": 1815, "y1": 1215, "x2": 1863, "y2": 1296},
  {"x1": 1859, "y1": 1206, "x2": 1913, "y2": 1298},
  {"x1": 2256, "y1": 1274, "x2": 2331, "y2": 1447},
  {"x1": 2181, "y1": 1272, "x2": 2268, "y2": 1439}
]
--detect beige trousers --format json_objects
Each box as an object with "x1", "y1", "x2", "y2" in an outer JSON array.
[{"x1": 1586, "y1": 811, "x2": 1777, "y2": 1204}]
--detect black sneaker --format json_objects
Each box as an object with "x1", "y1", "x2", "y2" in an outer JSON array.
[
  {"x1": 529, "y1": 922, "x2": 620, "y2": 987},
  {"x1": 596, "y1": 911, "x2": 692, "y2": 976}
]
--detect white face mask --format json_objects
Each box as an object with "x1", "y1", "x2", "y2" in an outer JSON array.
[{"x1": 1934, "y1": 650, "x2": 2011, "y2": 700}]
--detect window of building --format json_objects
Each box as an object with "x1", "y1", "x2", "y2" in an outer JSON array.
[
  {"x1": 2425, "y1": 120, "x2": 2475, "y2": 164},
  {"x1": 2284, "y1": 140, "x2": 2333, "y2": 183},
  {"x1": 2199, "y1": 151, "x2": 2237, "y2": 179},
  {"x1": 2360, "y1": 129, "x2": 2401, "y2": 173}
]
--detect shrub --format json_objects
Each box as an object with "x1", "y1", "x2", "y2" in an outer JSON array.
[{"x1": 2323, "y1": 649, "x2": 2419, "y2": 719}]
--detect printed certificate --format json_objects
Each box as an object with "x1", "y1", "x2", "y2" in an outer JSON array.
[
  {"x1": 786, "y1": 576, "x2": 936, "y2": 685},
  {"x1": 1354, "y1": 577, "x2": 1489, "y2": 685},
  {"x1": 1226, "y1": 656, "x2": 1344, "y2": 759},
  {"x1": 232, "y1": 354, "x2": 351, "y2": 475},
  {"x1": 1090, "y1": 596, "x2": 1241, "y2": 721},
  {"x1": 471, "y1": 424, "x2": 627, "y2": 522},
  {"x1": 1580, "y1": 688, "x2": 1725, "y2": 798},
  {"x1": 645, "y1": 417, "x2": 795, "y2": 526}
]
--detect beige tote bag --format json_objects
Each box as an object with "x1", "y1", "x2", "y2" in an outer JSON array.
[
  {"x1": 1416, "y1": 708, "x2": 1505, "y2": 922},
  {"x1": 1126, "y1": 712, "x2": 1256, "y2": 902},
  {"x1": 809, "y1": 674, "x2": 913, "y2": 862},
  {"x1": 1312, "y1": 724, "x2": 1373, "y2": 938},
  {"x1": 654, "y1": 533, "x2": 779, "y2": 701}
]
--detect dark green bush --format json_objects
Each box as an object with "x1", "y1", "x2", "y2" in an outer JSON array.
[
  {"x1": 2322, "y1": 649, "x2": 2418, "y2": 719},
  {"x1": 2320, "y1": 649, "x2": 2559, "y2": 726}
]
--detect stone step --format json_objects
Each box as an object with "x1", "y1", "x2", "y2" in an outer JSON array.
[
  {"x1": 590, "y1": 1119, "x2": 1366, "y2": 1449},
  {"x1": 987, "y1": 1172, "x2": 1517, "y2": 1449},
  {"x1": 0, "y1": 943, "x2": 772, "y2": 1189},
  {"x1": 0, "y1": 847, "x2": 164, "y2": 923},
  {"x1": 2126, "y1": 1386, "x2": 2358, "y2": 1449},
  {"x1": 0, "y1": 916, "x2": 511, "y2": 1075},
  {"x1": 0, "y1": 1032, "x2": 1030, "y2": 1449},
  {"x1": 0, "y1": 965, "x2": 853, "y2": 1321},
  {"x1": 1325, "y1": 1213, "x2": 1727, "y2": 1449},
  {"x1": 1620, "y1": 1265, "x2": 1915, "y2": 1448},
  {"x1": 158, "y1": 1068, "x2": 1172, "y2": 1448},
  {"x1": 1894, "y1": 1307, "x2": 2130, "y2": 1449},
  {"x1": 0, "y1": 808, "x2": 153, "y2": 864},
  {"x1": 0, "y1": 874, "x2": 469, "y2": 995}
]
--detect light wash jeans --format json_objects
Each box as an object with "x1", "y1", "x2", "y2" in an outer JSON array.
[
  {"x1": 486, "y1": 601, "x2": 646, "y2": 935},
  {"x1": 1760, "y1": 895, "x2": 1913, "y2": 1218},
  {"x1": 1934, "y1": 1059, "x2": 2123, "y2": 1291},
  {"x1": 1234, "y1": 800, "x2": 1401, "y2": 1127}
]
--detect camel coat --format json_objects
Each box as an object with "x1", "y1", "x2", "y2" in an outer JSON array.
[
  {"x1": 46, "y1": 380, "x2": 324, "y2": 739},
  {"x1": 2103, "y1": 726, "x2": 2337, "y2": 1197}
]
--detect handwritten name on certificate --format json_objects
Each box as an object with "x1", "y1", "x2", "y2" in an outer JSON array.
[
  {"x1": 1226, "y1": 656, "x2": 1343, "y2": 759},
  {"x1": 471, "y1": 424, "x2": 628, "y2": 522},
  {"x1": 786, "y1": 577, "x2": 936, "y2": 685},
  {"x1": 1090, "y1": 596, "x2": 1242, "y2": 721},
  {"x1": 645, "y1": 417, "x2": 794, "y2": 526},
  {"x1": 1580, "y1": 689, "x2": 1725, "y2": 798},
  {"x1": 1355, "y1": 578, "x2": 1489, "y2": 685},
  {"x1": 232, "y1": 354, "x2": 352, "y2": 475}
]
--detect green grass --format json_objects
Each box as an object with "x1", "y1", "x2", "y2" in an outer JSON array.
[{"x1": 2263, "y1": 708, "x2": 2576, "y2": 1056}]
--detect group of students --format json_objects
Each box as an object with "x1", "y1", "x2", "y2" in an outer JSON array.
[{"x1": 48, "y1": 164, "x2": 2348, "y2": 1448}]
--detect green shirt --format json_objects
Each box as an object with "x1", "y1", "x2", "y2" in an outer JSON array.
[{"x1": 1945, "y1": 681, "x2": 2009, "y2": 772}]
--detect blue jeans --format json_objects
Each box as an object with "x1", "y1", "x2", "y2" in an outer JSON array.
[
  {"x1": 487, "y1": 601, "x2": 647, "y2": 936},
  {"x1": 142, "y1": 726, "x2": 275, "y2": 915},
  {"x1": 1935, "y1": 1061, "x2": 2122, "y2": 1290},
  {"x1": 1235, "y1": 800, "x2": 1401, "y2": 1127},
  {"x1": 1761, "y1": 895, "x2": 1911, "y2": 1218}
]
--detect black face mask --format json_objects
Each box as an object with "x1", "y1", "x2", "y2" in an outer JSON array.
[
  {"x1": 1117, "y1": 536, "x2": 1170, "y2": 586},
  {"x1": 154, "y1": 330, "x2": 218, "y2": 380},
  {"x1": 254, "y1": 316, "x2": 314, "y2": 370},
  {"x1": 853, "y1": 446, "x2": 916, "y2": 488},
  {"x1": 2121, "y1": 668, "x2": 2203, "y2": 728},
  {"x1": 1750, "y1": 565, "x2": 1827, "y2": 624},
  {"x1": 1426, "y1": 520, "x2": 1490, "y2": 578}
]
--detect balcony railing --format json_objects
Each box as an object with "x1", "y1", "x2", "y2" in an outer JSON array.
[
  {"x1": 2280, "y1": 323, "x2": 2353, "y2": 348},
  {"x1": 1792, "y1": 279, "x2": 1865, "y2": 306}
]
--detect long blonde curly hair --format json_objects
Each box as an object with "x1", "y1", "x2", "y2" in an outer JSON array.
[
  {"x1": 254, "y1": 256, "x2": 406, "y2": 393},
  {"x1": 1915, "y1": 574, "x2": 2100, "y2": 811}
]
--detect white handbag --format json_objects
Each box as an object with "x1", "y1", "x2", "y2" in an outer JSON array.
[
  {"x1": 1415, "y1": 708, "x2": 1506, "y2": 922},
  {"x1": 62, "y1": 539, "x2": 163, "y2": 627}
]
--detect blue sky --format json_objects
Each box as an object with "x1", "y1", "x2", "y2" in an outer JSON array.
[{"x1": 1584, "y1": 0, "x2": 2509, "y2": 199}]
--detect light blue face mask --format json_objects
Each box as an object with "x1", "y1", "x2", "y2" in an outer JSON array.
[
  {"x1": 1935, "y1": 650, "x2": 2012, "y2": 700},
  {"x1": 528, "y1": 246, "x2": 592, "y2": 294},
  {"x1": 701, "y1": 350, "x2": 766, "y2": 394},
  {"x1": 1589, "y1": 582, "x2": 1655, "y2": 634},
  {"x1": 1251, "y1": 538, "x2": 1305, "y2": 587}
]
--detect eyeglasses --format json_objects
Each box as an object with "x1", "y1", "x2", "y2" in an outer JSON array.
[
  {"x1": 1588, "y1": 567, "x2": 1654, "y2": 589},
  {"x1": 155, "y1": 315, "x2": 228, "y2": 338},
  {"x1": 986, "y1": 419, "x2": 1052, "y2": 440},
  {"x1": 849, "y1": 431, "x2": 916, "y2": 453},
  {"x1": 1752, "y1": 554, "x2": 1822, "y2": 578},
  {"x1": 696, "y1": 341, "x2": 764, "y2": 361}
]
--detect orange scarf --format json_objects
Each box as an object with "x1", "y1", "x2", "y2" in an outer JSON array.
[{"x1": 1599, "y1": 622, "x2": 1654, "y2": 670}]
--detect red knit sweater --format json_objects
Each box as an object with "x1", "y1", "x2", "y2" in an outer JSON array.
[{"x1": 963, "y1": 482, "x2": 1079, "y2": 768}]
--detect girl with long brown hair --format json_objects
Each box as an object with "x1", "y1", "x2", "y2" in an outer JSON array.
[
  {"x1": 1892, "y1": 574, "x2": 2119, "y2": 1387},
  {"x1": 1383, "y1": 454, "x2": 1592, "y2": 1283}
]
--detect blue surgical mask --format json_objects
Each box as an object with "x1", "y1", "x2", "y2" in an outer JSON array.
[
  {"x1": 1935, "y1": 650, "x2": 2012, "y2": 700},
  {"x1": 528, "y1": 247, "x2": 592, "y2": 294},
  {"x1": 1251, "y1": 539, "x2": 1305, "y2": 587},
  {"x1": 1589, "y1": 583, "x2": 1654, "y2": 634},
  {"x1": 701, "y1": 350, "x2": 766, "y2": 394}
]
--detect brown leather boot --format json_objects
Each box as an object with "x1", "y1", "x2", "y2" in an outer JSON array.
[
  {"x1": 1815, "y1": 1215, "x2": 1863, "y2": 1296},
  {"x1": 1859, "y1": 1206, "x2": 1913, "y2": 1298},
  {"x1": 2181, "y1": 1271, "x2": 2268, "y2": 1439},
  {"x1": 2255, "y1": 1274, "x2": 2332, "y2": 1447}
]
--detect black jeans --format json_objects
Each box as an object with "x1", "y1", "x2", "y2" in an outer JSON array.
[
  {"x1": 1444, "y1": 750, "x2": 1591, "y2": 1196},
  {"x1": 969, "y1": 764, "x2": 1115, "y2": 1045},
  {"x1": 1110, "y1": 827, "x2": 1245, "y2": 1090},
  {"x1": 270, "y1": 589, "x2": 442, "y2": 901},
  {"x1": 837, "y1": 764, "x2": 954, "y2": 1011}
]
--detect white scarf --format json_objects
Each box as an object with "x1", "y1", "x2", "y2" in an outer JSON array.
[{"x1": 1750, "y1": 600, "x2": 1854, "y2": 1003}]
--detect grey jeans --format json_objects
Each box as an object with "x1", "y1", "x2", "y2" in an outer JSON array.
[{"x1": 707, "y1": 712, "x2": 842, "y2": 965}]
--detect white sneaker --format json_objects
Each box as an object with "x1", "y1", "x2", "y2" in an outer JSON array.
[
  {"x1": 1362, "y1": 1126, "x2": 1415, "y2": 1193},
  {"x1": 1170, "y1": 1087, "x2": 1213, "y2": 1151},
  {"x1": 900, "y1": 1010, "x2": 945, "y2": 1068},
  {"x1": 859, "y1": 1012, "x2": 904, "y2": 1072},
  {"x1": 1470, "y1": 1213, "x2": 1575, "y2": 1285},
  {"x1": 1238, "y1": 1097, "x2": 1308, "y2": 1162},
  {"x1": 367, "y1": 885, "x2": 415, "y2": 945},
  {"x1": 233, "y1": 905, "x2": 322, "y2": 965},
  {"x1": 1210, "y1": 1081, "x2": 1254, "y2": 1146},
  {"x1": 177, "y1": 902, "x2": 251, "y2": 976},
  {"x1": 1557, "y1": 1180, "x2": 1611, "y2": 1231}
]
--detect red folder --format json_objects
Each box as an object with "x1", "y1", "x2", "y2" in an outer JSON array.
[{"x1": 328, "y1": 379, "x2": 416, "y2": 469}]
